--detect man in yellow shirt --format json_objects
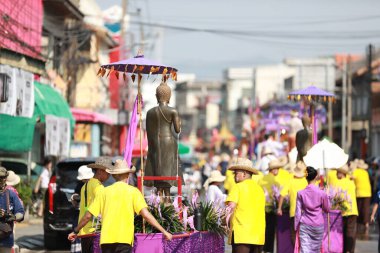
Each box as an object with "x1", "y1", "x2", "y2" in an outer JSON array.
[
  {"x1": 76, "y1": 157, "x2": 111, "y2": 253},
  {"x1": 226, "y1": 158, "x2": 265, "y2": 253},
  {"x1": 68, "y1": 159, "x2": 172, "y2": 253},
  {"x1": 259, "y1": 158, "x2": 286, "y2": 253},
  {"x1": 277, "y1": 161, "x2": 307, "y2": 245},
  {"x1": 351, "y1": 159, "x2": 372, "y2": 239},
  {"x1": 330, "y1": 165, "x2": 358, "y2": 253}
]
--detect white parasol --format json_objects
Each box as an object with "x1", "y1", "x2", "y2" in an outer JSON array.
[{"x1": 303, "y1": 139, "x2": 348, "y2": 170}]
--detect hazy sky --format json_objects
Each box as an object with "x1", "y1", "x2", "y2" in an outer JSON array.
[{"x1": 97, "y1": 0, "x2": 380, "y2": 80}]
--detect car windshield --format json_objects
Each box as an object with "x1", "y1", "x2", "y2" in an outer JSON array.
[
  {"x1": 55, "y1": 161, "x2": 115, "y2": 190},
  {"x1": 0, "y1": 161, "x2": 38, "y2": 179},
  {"x1": 56, "y1": 162, "x2": 92, "y2": 190}
]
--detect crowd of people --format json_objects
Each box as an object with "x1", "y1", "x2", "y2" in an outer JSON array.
[
  {"x1": 0, "y1": 116, "x2": 377, "y2": 253},
  {"x1": 195, "y1": 135, "x2": 378, "y2": 253}
]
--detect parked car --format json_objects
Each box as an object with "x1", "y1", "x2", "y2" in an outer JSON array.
[{"x1": 43, "y1": 158, "x2": 115, "y2": 250}]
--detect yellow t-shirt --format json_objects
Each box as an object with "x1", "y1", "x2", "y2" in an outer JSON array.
[
  {"x1": 259, "y1": 173, "x2": 281, "y2": 207},
  {"x1": 331, "y1": 178, "x2": 358, "y2": 216},
  {"x1": 226, "y1": 179, "x2": 265, "y2": 245},
  {"x1": 280, "y1": 176, "x2": 308, "y2": 217},
  {"x1": 327, "y1": 170, "x2": 338, "y2": 186},
  {"x1": 277, "y1": 169, "x2": 292, "y2": 189},
  {"x1": 353, "y1": 169, "x2": 372, "y2": 198},
  {"x1": 78, "y1": 178, "x2": 104, "y2": 236},
  {"x1": 252, "y1": 171, "x2": 264, "y2": 183},
  {"x1": 88, "y1": 182, "x2": 148, "y2": 245},
  {"x1": 224, "y1": 170, "x2": 236, "y2": 192}
]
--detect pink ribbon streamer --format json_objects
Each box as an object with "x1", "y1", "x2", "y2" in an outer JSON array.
[{"x1": 123, "y1": 96, "x2": 142, "y2": 166}]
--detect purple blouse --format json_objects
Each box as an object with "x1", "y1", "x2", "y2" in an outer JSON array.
[{"x1": 294, "y1": 184, "x2": 329, "y2": 230}]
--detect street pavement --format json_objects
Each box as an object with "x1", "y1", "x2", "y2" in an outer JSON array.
[{"x1": 14, "y1": 217, "x2": 378, "y2": 253}]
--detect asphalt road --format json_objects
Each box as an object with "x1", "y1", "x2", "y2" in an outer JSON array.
[{"x1": 14, "y1": 217, "x2": 379, "y2": 253}]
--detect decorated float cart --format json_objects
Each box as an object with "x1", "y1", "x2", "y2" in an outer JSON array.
[{"x1": 79, "y1": 52, "x2": 226, "y2": 253}]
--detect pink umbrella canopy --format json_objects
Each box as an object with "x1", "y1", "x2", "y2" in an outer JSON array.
[{"x1": 98, "y1": 53, "x2": 178, "y2": 81}]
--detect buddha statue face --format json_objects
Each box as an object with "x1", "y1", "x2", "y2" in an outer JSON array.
[{"x1": 156, "y1": 82, "x2": 171, "y2": 103}]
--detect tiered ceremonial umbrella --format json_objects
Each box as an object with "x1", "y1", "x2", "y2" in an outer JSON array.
[
  {"x1": 98, "y1": 51, "x2": 178, "y2": 196},
  {"x1": 288, "y1": 86, "x2": 335, "y2": 144}
]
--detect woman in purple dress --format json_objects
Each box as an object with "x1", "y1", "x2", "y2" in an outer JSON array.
[{"x1": 294, "y1": 166, "x2": 329, "y2": 253}]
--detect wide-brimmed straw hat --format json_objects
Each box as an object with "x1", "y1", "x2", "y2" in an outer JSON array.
[
  {"x1": 349, "y1": 160, "x2": 358, "y2": 172},
  {"x1": 0, "y1": 167, "x2": 9, "y2": 178},
  {"x1": 106, "y1": 159, "x2": 136, "y2": 175},
  {"x1": 77, "y1": 165, "x2": 94, "y2": 180},
  {"x1": 203, "y1": 170, "x2": 226, "y2": 188},
  {"x1": 356, "y1": 159, "x2": 368, "y2": 170},
  {"x1": 336, "y1": 164, "x2": 349, "y2": 175},
  {"x1": 268, "y1": 157, "x2": 287, "y2": 170},
  {"x1": 293, "y1": 161, "x2": 306, "y2": 178},
  {"x1": 228, "y1": 158, "x2": 258, "y2": 175},
  {"x1": 87, "y1": 156, "x2": 113, "y2": 170},
  {"x1": 6, "y1": 171, "x2": 20, "y2": 186}
]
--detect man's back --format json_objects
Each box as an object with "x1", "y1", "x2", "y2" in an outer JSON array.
[
  {"x1": 226, "y1": 179, "x2": 265, "y2": 245},
  {"x1": 88, "y1": 182, "x2": 147, "y2": 245}
]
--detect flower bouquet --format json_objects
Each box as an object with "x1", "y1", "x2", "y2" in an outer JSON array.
[
  {"x1": 134, "y1": 193, "x2": 184, "y2": 234},
  {"x1": 135, "y1": 191, "x2": 229, "y2": 236},
  {"x1": 264, "y1": 185, "x2": 290, "y2": 213},
  {"x1": 327, "y1": 187, "x2": 351, "y2": 213}
]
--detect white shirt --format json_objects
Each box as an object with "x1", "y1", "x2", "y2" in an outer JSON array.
[
  {"x1": 288, "y1": 117, "x2": 303, "y2": 137},
  {"x1": 257, "y1": 154, "x2": 277, "y2": 174},
  {"x1": 40, "y1": 168, "x2": 51, "y2": 189},
  {"x1": 206, "y1": 185, "x2": 226, "y2": 205}
]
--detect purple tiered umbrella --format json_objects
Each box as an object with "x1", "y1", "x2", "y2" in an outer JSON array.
[{"x1": 288, "y1": 86, "x2": 335, "y2": 144}]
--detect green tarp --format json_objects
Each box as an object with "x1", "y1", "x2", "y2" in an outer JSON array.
[
  {"x1": 0, "y1": 82, "x2": 75, "y2": 152},
  {"x1": 0, "y1": 114, "x2": 36, "y2": 152}
]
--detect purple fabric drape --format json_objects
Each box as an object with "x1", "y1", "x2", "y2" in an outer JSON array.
[
  {"x1": 123, "y1": 96, "x2": 141, "y2": 166},
  {"x1": 277, "y1": 212, "x2": 294, "y2": 253},
  {"x1": 133, "y1": 232, "x2": 224, "y2": 253},
  {"x1": 93, "y1": 233, "x2": 101, "y2": 253},
  {"x1": 322, "y1": 210, "x2": 343, "y2": 253}
]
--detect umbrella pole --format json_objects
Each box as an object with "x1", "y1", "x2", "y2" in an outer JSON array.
[
  {"x1": 323, "y1": 150, "x2": 330, "y2": 252},
  {"x1": 137, "y1": 74, "x2": 146, "y2": 233},
  {"x1": 310, "y1": 103, "x2": 317, "y2": 145}
]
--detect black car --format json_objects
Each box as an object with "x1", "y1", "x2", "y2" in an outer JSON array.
[{"x1": 43, "y1": 158, "x2": 115, "y2": 250}]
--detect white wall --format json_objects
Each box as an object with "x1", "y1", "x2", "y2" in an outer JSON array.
[
  {"x1": 255, "y1": 64, "x2": 295, "y2": 104},
  {"x1": 284, "y1": 58, "x2": 336, "y2": 93}
]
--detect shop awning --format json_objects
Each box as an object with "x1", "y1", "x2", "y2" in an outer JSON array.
[
  {"x1": 0, "y1": 82, "x2": 74, "y2": 152},
  {"x1": 0, "y1": 114, "x2": 36, "y2": 152},
  {"x1": 34, "y1": 82, "x2": 75, "y2": 129},
  {"x1": 71, "y1": 108, "x2": 114, "y2": 125}
]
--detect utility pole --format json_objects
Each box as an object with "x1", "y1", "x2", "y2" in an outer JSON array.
[
  {"x1": 366, "y1": 44, "x2": 374, "y2": 158},
  {"x1": 347, "y1": 56, "x2": 352, "y2": 156},
  {"x1": 138, "y1": 8, "x2": 144, "y2": 52},
  {"x1": 327, "y1": 65, "x2": 333, "y2": 140},
  {"x1": 342, "y1": 59, "x2": 347, "y2": 152},
  {"x1": 119, "y1": 0, "x2": 129, "y2": 113},
  {"x1": 120, "y1": 0, "x2": 128, "y2": 60}
]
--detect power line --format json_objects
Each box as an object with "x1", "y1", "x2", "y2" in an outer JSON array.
[{"x1": 130, "y1": 21, "x2": 380, "y2": 40}]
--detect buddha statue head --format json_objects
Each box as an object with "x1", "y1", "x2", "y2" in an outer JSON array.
[{"x1": 156, "y1": 82, "x2": 171, "y2": 103}]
